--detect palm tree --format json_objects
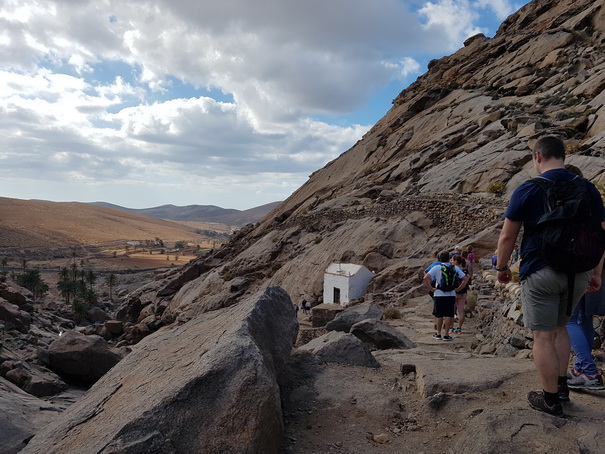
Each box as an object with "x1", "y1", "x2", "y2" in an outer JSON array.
[
  {"x1": 57, "y1": 279, "x2": 74, "y2": 304},
  {"x1": 105, "y1": 274, "x2": 117, "y2": 301},
  {"x1": 85, "y1": 269, "x2": 96, "y2": 290}
]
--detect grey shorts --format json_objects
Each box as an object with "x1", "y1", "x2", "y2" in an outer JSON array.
[{"x1": 521, "y1": 267, "x2": 591, "y2": 331}]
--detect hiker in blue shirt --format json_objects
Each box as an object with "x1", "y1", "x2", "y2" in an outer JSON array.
[
  {"x1": 495, "y1": 136, "x2": 605, "y2": 417},
  {"x1": 423, "y1": 250, "x2": 469, "y2": 341}
]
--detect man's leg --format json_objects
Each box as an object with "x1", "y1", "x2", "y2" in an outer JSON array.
[
  {"x1": 434, "y1": 316, "x2": 443, "y2": 336},
  {"x1": 533, "y1": 328, "x2": 568, "y2": 393},
  {"x1": 554, "y1": 326, "x2": 572, "y2": 378},
  {"x1": 444, "y1": 316, "x2": 454, "y2": 333}
]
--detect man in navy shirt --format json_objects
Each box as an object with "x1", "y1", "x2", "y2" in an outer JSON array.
[{"x1": 495, "y1": 136, "x2": 605, "y2": 417}]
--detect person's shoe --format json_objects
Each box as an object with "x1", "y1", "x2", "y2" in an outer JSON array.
[
  {"x1": 454, "y1": 327, "x2": 461, "y2": 334},
  {"x1": 558, "y1": 384, "x2": 570, "y2": 403},
  {"x1": 566, "y1": 367, "x2": 582, "y2": 380},
  {"x1": 432, "y1": 333, "x2": 442, "y2": 340},
  {"x1": 567, "y1": 373, "x2": 605, "y2": 390},
  {"x1": 448, "y1": 328, "x2": 454, "y2": 334},
  {"x1": 442, "y1": 335, "x2": 453, "y2": 341},
  {"x1": 527, "y1": 391, "x2": 563, "y2": 417}
]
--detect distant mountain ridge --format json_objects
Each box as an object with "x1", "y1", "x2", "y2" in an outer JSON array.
[{"x1": 90, "y1": 201, "x2": 282, "y2": 226}]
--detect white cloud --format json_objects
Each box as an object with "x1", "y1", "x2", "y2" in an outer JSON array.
[
  {"x1": 0, "y1": 0, "x2": 529, "y2": 209},
  {"x1": 418, "y1": 1, "x2": 484, "y2": 48},
  {"x1": 475, "y1": 0, "x2": 520, "y2": 20}
]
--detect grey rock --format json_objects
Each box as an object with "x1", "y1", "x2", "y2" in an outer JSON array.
[
  {"x1": 87, "y1": 307, "x2": 110, "y2": 323},
  {"x1": 21, "y1": 287, "x2": 298, "y2": 454},
  {"x1": 297, "y1": 331, "x2": 380, "y2": 368},
  {"x1": 0, "y1": 299, "x2": 31, "y2": 333},
  {"x1": 0, "y1": 282, "x2": 33, "y2": 306},
  {"x1": 325, "y1": 302, "x2": 384, "y2": 332},
  {"x1": 0, "y1": 377, "x2": 63, "y2": 454},
  {"x1": 47, "y1": 331, "x2": 124, "y2": 386},
  {"x1": 350, "y1": 319, "x2": 415, "y2": 350}
]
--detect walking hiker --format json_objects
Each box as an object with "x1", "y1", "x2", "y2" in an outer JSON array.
[
  {"x1": 565, "y1": 270, "x2": 605, "y2": 392},
  {"x1": 451, "y1": 254, "x2": 469, "y2": 334},
  {"x1": 423, "y1": 250, "x2": 469, "y2": 341},
  {"x1": 495, "y1": 136, "x2": 605, "y2": 417}
]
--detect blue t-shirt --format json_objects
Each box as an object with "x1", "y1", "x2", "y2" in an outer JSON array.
[
  {"x1": 505, "y1": 168, "x2": 605, "y2": 280},
  {"x1": 424, "y1": 261, "x2": 441, "y2": 273}
]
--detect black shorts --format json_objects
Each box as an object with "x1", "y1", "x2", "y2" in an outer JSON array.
[{"x1": 432, "y1": 295, "x2": 456, "y2": 318}]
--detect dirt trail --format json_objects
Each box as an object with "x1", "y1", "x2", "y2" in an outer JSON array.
[{"x1": 281, "y1": 294, "x2": 605, "y2": 454}]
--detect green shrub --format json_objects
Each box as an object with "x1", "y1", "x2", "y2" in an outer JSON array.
[{"x1": 487, "y1": 182, "x2": 506, "y2": 195}]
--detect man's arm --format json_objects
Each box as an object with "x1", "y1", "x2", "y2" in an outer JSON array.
[
  {"x1": 423, "y1": 273, "x2": 433, "y2": 292},
  {"x1": 496, "y1": 218, "x2": 522, "y2": 284}
]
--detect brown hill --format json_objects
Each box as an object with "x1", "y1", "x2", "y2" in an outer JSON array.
[
  {"x1": 0, "y1": 197, "x2": 205, "y2": 249},
  {"x1": 91, "y1": 201, "x2": 281, "y2": 226}
]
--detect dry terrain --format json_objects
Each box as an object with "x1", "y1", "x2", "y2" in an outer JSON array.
[
  {"x1": 281, "y1": 293, "x2": 605, "y2": 454},
  {"x1": 0, "y1": 196, "x2": 232, "y2": 250},
  {"x1": 0, "y1": 197, "x2": 231, "y2": 278}
]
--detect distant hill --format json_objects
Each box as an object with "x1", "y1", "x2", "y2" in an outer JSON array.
[
  {"x1": 90, "y1": 201, "x2": 282, "y2": 226},
  {"x1": 0, "y1": 197, "x2": 207, "y2": 249}
]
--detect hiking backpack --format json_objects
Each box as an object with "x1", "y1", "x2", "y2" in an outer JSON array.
[
  {"x1": 530, "y1": 176, "x2": 605, "y2": 313},
  {"x1": 436, "y1": 264, "x2": 459, "y2": 292}
]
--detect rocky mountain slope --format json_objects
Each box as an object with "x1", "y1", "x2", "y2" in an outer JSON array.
[
  {"x1": 4, "y1": 1, "x2": 605, "y2": 453},
  {"x1": 134, "y1": 0, "x2": 605, "y2": 326}
]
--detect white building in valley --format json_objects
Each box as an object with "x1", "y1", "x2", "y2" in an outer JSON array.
[{"x1": 323, "y1": 263, "x2": 374, "y2": 306}]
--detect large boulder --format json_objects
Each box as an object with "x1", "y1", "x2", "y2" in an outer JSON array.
[
  {"x1": 325, "y1": 302, "x2": 384, "y2": 332},
  {"x1": 0, "y1": 377, "x2": 63, "y2": 454},
  {"x1": 0, "y1": 299, "x2": 31, "y2": 333},
  {"x1": 350, "y1": 319, "x2": 415, "y2": 350},
  {"x1": 46, "y1": 331, "x2": 124, "y2": 386},
  {"x1": 3, "y1": 361, "x2": 68, "y2": 397},
  {"x1": 296, "y1": 331, "x2": 380, "y2": 368},
  {"x1": 21, "y1": 287, "x2": 298, "y2": 454},
  {"x1": 0, "y1": 282, "x2": 33, "y2": 306}
]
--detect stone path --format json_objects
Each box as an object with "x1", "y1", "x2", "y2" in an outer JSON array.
[{"x1": 282, "y1": 292, "x2": 605, "y2": 454}]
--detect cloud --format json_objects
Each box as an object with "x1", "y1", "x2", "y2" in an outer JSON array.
[
  {"x1": 418, "y1": 1, "x2": 484, "y2": 47},
  {"x1": 475, "y1": 0, "x2": 521, "y2": 20},
  {"x1": 0, "y1": 0, "x2": 526, "y2": 208}
]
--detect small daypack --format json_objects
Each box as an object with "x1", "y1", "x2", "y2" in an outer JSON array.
[
  {"x1": 530, "y1": 175, "x2": 605, "y2": 314},
  {"x1": 436, "y1": 264, "x2": 459, "y2": 292}
]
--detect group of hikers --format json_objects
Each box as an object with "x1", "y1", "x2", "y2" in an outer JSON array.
[
  {"x1": 423, "y1": 245, "x2": 476, "y2": 341},
  {"x1": 425, "y1": 136, "x2": 604, "y2": 418}
]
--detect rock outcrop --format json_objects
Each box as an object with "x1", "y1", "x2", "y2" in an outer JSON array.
[
  {"x1": 296, "y1": 331, "x2": 381, "y2": 368},
  {"x1": 325, "y1": 302, "x2": 384, "y2": 332},
  {"x1": 21, "y1": 287, "x2": 298, "y2": 454},
  {"x1": 45, "y1": 331, "x2": 125, "y2": 386},
  {"x1": 0, "y1": 377, "x2": 65, "y2": 454}
]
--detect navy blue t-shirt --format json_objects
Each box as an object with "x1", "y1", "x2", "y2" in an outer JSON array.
[{"x1": 505, "y1": 168, "x2": 605, "y2": 280}]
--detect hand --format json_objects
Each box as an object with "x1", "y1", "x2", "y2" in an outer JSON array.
[
  {"x1": 497, "y1": 269, "x2": 512, "y2": 284},
  {"x1": 587, "y1": 273, "x2": 602, "y2": 293}
]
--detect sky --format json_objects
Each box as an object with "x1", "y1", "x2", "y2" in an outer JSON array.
[{"x1": 0, "y1": 0, "x2": 529, "y2": 210}]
